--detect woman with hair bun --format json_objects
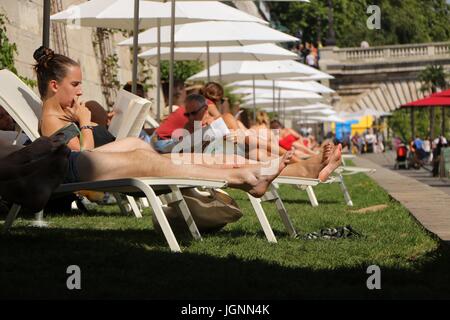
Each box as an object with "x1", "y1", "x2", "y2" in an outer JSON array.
[
  {"x1": 34, "y1": 46, "x2": 296, "y2": 195},
  {"x1": 35, "y1": 46, "x2": 118, "y2": 151}
]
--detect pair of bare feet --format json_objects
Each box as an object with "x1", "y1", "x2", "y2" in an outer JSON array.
[
  {"x1": 0, "y1": 135, "x2": 70, "y2": 212},
  {"x1": 318, "y1": 143, "x2": 342, "y2": 182},
  {"x1": 233, "y1": 148, "x2": 294, "y2": 197},
  {"x1": 280, "y1": 142, "x2": 342, "y2": 180},
  {"x1": 205, "y1": 142, "x2": 342, "y2": 198}
]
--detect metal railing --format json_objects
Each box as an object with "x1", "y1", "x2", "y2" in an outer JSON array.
[{"x1": 335, "y1": 42, "x2": 450, "y2": 61}]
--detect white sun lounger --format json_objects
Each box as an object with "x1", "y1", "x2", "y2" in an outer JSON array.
[
  {"x1": 0, "y1": 68, "x2": 229, "y2": 252},
  {"x1": 143, "y1": 113, "x2": 320, "y2": 242},
  {"x1": 305, "y1": 154, "x2": 376, "y2": 207}
]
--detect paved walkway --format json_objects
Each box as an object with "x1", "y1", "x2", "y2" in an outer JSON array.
[
  {"x1": 360, "y1": 151, "x2": 450, "y2": 196},
  {"x1": 352, "y1": 152, "x2": 450, "y2": 243}
]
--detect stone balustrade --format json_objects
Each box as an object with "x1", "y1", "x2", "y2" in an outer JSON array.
[
  {"x1": 332, "y1": 42, "x2": 450, "y2": 62},
  {"x1": 318, "y1": 41, "x2": 450, "y2": 113}
]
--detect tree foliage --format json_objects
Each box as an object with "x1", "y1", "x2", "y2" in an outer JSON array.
[
  {"x1": 389, "y1": 65, "x2": 450, "y2": 141},
  {"x1": 269, "y1": 0, "x2": 450, "y2": 47},
  {"x1": 0, "y1": 12, "x2": 36, "y2": 88},
  {"x1": 389, "y1": 107, "x2": 449, "y2": 142},
  {"x1": 269, "y1": 1, "x2": 450, "y2": 141},
  {"x1": 160, "y1": 60, "x2": 204, "y2": 82},
  {"x1": 419, "y1": 64, "x2": 449, "y2": 94},
  {"x1": 0, "y1": 13, "x2": 17, "y2": 73}
]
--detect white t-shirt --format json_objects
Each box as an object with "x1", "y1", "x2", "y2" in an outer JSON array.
[
  {"x1": 306, "y1": 54, "x2": 316, "y2": 66},
  {"x1": 434, "y1": 137, "x2": 448, "y2": 146},
  {"x1": 365, "y1": 133, "x2": 376, "y2": 144},
  {"x1": 422, "y1": 140, "x2": 431, "y2": 152}
]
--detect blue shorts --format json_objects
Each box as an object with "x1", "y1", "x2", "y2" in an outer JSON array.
[
  {"x1": 149, "y1": 131, "x2": 178, "y2": 154},
  {"x1": 139, "y1": 129, "x2": 152, "y2": 144}
]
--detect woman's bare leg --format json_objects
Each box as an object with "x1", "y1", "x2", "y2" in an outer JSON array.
[
  {"x1": 318, "y1": 144, "x2": 342, "y2": 182},
  {"x1": 76, "y1": 149, "x2": 293, "y2": 197},
  {"x1": 196, "y1": 153, "x2": 325, "y2": 179},
  {"x1": 161, "y1": 144, "x2": 337, "y2": 180},
  {"x1": 93, "y1": 137, "x2": 157, "y2": 153},
  {"x1": 166, "y1": 153, "x2": 259, "y2": 168},
  {"x1": 292, "y1": 141, "x2": 317, "y2": 156},
  {"x1": 241, "y1": 129, "x2": 311, "y2": 163}
]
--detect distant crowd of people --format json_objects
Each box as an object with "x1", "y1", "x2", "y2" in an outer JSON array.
[
  {"x1": 291, "y1": 42, "x2": 320, "y2": 69},
  {"x1": 340, "y1": 128, "x2": 385, "y2": 155},
  {"x1": 393, "y1": 134, "x2": 448, "y2": 176}
]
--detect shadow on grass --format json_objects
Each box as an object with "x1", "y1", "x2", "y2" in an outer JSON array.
[
  {"x1": 212, "y1": 227, "x2": 295, "y2": 240},
  {"x1": 280, "y1": 199, "x2": 341, "y2": 205},
  {"x1": 0, "y1": 209, "x2": 124, "y2": 220},
  {"x1": 1, "y1": 226, "x2": 450, "y2": 300}
]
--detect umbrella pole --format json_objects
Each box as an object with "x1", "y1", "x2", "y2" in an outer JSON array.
[
  {"x1": 218, "y1": 53, "x2": 222, "y2": 84},
  {"x1": 272, "y1": 80, "x2": 275, "y2": 115},
  {"x1": 206, "y1": 41, "x2": 210, "y2": 83},
  {"x1": 38, "y1": 0, "x2": 50, "y2": 229},
  {"x1": 430, "y1": 107, "x2": 435, "y2": 139},
  {"x1": 277, "y1": 88, "x2": 281, "y2": 119},
  {"x1": 169, "y1": 0, "x2": 176, "y2": 113},
  {"x1": 43, "y1": 0, "x2": 50, "y2": 47},
  {"x1": 410, "y1": 107, "x2": 415, "y2": 140},
  {"x1": 132, "y1": 0, "x2": 140, "y2": 94},
  {"x1": 252, "y1": 75, "x2": 256, "y2": 123},
  {"x1": 156, "y1": 19, "x2": 161, "y2": 122},
  {"x1": 442, "y1": 107, "x2": 446, "y2": 137}
]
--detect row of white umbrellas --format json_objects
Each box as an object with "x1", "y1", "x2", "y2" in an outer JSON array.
[
  {"x1": 115, "y1": 16, "x2": 323, "y2": 119},
  {"x1": 52, "y1": 0, "x2": 284, "y2": 119},
  {"x1": 138, "y1": 43, "x2": 298, "y2": 64},
  {"x1": 51, "y1": 0, "x2": 341, "y2": 122}
]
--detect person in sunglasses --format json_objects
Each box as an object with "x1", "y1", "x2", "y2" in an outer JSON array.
[
  {"x1": 200, "y1": 82, "x2": 241, "y2": 131},
  {"x1": 183, "y1": 95, "x2": 215, "y2": 133},
  {"x1": 150, "y1": 93, "x2": 215, "y2": 154},
  {"x1": 149, "y1": 81, "x2": 190, "y2": 153}
]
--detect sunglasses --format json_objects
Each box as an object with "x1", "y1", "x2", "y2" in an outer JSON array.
[{"x1": 184, "y1": 104, "x2": 207, "y2": 117}]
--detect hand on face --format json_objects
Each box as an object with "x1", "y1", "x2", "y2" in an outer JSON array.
[{"x1": 65, "y1": 96, "x2": 91, "y2": 126}]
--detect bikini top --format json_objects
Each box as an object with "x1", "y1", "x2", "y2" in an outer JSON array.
[{"x1": 90, "y1": 125, "x2": 116, "y2": 147}]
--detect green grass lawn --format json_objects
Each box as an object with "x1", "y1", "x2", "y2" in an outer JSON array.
[{"x1": 1, "y1": 172, "x2": 450, "y2": 299}]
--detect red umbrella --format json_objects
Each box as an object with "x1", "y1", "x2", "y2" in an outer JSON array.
[
  {"x1": 401, "y1": 89, "x2": 450, "y2": 139},
  {"x1": 433, "y1": 89, "x2": 450, "y2": 97},
  {"x1": 401, "y1": 95, "x2": 450, "y2": 107}
]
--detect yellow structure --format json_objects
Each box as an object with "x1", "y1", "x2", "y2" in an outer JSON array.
[
  {"x1": 351, "y1": 116, "x2": 374, "y2": 136},
  {"x1": 331, "y1": 115, "x2": 374, "y2": 135}
]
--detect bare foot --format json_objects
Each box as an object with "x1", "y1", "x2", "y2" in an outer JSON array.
[
  {"x1": 322, "y1": 142, "x2": 334, "y2": 164},
  {"x1": 235, "y1": 150, "x2": 293, "y2": 197},
  {"x1": 318, "y1": 144, "x2": 342, "y2": 182}
]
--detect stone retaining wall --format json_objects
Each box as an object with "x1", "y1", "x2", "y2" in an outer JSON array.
[{"x1": 1, "y1": 0, "x2": 159, "y2": 113}]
